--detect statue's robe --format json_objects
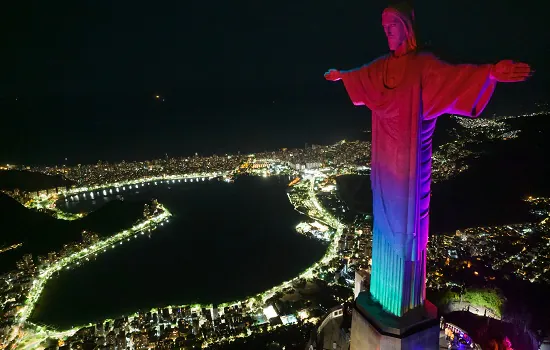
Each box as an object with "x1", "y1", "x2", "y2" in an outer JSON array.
[{"x1": 341, "y1": 52, "x2": 496, "y2": 316}]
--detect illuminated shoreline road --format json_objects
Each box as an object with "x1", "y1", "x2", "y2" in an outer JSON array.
[
  {"x1": 17, "y1": 172, "x2": 232, "y2": 220},
  {"x1": 4, "y1": 205, "x2": 171, "y2": 349},
  {"x1": 0, "y1": 243, "x2": 23, "y2": 255},
  {"x1": 4, "y1": 170, "x2": 348, "y2": 349},
  {"x1": 3, "y1": 110, "x2": 548, "y2": 348},
  {"x1": 19, "y1": 207, "x2": 171, "y2": 320},
  {"x1": 199, "y1": 173, "x2": 346, "y2": 347}
]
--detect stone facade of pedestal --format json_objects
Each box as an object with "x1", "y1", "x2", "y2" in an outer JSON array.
[{"x1": 350, "y1": 292, "x2": 440, "y2": 350}]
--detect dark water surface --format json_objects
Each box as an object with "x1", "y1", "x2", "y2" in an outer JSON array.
[{"x1": 30, "y1": 176, "x2": 326, "y2": 329}]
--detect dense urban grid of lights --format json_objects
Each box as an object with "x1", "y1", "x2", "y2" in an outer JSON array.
[
  {"x1": 428, "y1": 196, "x2": 550, "y2": 295},
  {"x1": 3, "y1": 173, "x2": 347, "y2": 349},
  {"x1": 1, "y1": 106, "x2": 548, "y2": 349},
  {"x1": 1, "y1": 198, "x2": 171, "y2": 349}
]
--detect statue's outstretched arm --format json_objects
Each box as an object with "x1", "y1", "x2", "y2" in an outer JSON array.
[
  {"x1": 422, "y1": 55, "x2": 534, "y2": 120},
  {"x1": 490, "y1": 60, "x2": 534, "y2": 83},
  {"x1": 324, "y1": 69, "x2": 343, "y2": 82},
  {"x1": 422, "y1": 55, "x2": 495, "y2": 119},
  {"x1": 324, "y1": 64, "x2": 376, "y2": 107}
]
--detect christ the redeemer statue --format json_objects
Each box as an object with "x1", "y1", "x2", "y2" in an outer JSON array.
[{"x1": 325, "y1": 3, "x2": 532, "y2": 319}]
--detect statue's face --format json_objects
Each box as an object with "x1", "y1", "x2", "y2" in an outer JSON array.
[{"x1": 382, "y1": 12, "x2": 407, "y2": 51}]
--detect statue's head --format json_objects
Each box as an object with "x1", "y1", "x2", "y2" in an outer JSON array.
[{"x1": 382, "y1": 3, "x2": 417, "y2": 54}]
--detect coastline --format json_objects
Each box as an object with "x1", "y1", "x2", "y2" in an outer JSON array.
[{"x1": 4, "y1": 171, "x2": 346, "y2": 349}]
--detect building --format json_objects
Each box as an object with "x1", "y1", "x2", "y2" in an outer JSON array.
[
  {"x1": 353, "y1": 269, "x2": 369, "y2": 299},
  {"x1": 306, "y1": 304, "x2": 352, "y2": 350}
]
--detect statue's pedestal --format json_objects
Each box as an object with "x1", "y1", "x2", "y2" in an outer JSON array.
[{"x1": 350, "y1": 292, "x2": 439, "y2": 350}]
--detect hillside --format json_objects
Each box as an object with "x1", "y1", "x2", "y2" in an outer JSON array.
[{"x1": 0, "y1": 193, "x2": 146, "y2": 273}]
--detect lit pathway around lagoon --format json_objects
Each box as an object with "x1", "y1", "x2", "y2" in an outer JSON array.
[
  {"x1": 6, "y1": 205, "x2": 171, "y2": 349},
  {"x1": 11, "y1": 172, "x2": 345, "y2": 349},
  {"x1": 0, "y1": 243, "x2": 23, "y2": 255},
  {"x1": 24, "y1": 172, "x2": 231, "y2": 220},
  {"x1": 18, "y1": 207, "x2": 171, "y2": 322}
]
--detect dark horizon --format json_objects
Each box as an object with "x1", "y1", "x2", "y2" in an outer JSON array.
[{"x1": 1, "y1": 0, "x2": 548, "y2": 164}]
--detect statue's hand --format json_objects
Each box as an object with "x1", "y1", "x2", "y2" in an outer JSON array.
[
  {"x1": 490, "y1": 60, "x2": 534, "y2": 83},
  {"x1": 324, "y1": 69, "x2": 343, "y2": 82}
]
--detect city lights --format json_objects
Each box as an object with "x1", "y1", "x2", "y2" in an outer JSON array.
[{"x1": 1, "y1": 106, "x2": 548, "y2": 349}]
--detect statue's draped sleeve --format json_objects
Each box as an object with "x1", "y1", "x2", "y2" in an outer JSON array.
[
  {"x1": 340, "y1": 58, "x2": 386, "y2": 111},
  {"x1": 421, "y1": 53, "x2": 496, "y2": 120}
]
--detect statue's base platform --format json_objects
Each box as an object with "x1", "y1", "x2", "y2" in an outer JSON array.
[{"x1": 350, "y1": 292, "x2": 440, "y2": 350}]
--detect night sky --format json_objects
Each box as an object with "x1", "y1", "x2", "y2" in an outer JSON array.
[{"x1": 1, "y1": 0, "x2": 548, "y2": 164}]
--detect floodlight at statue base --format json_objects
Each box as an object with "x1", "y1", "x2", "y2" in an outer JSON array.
[{"x1": 350, "y1": 291, "x2": 440, "y2": 350}]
